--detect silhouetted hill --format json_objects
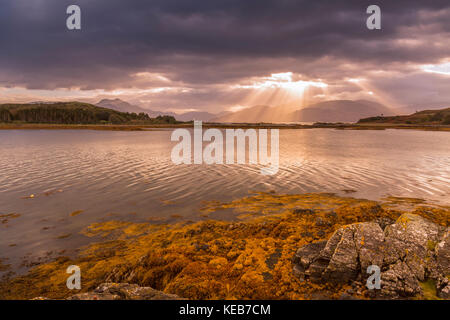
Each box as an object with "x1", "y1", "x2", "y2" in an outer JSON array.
[
  {"x1": 289, "y1": 100, "x2": 393, "y2": 123},
  {"x1": 97, "y1": 98, "x2": 218, "y2": 121},
  {"x1": 96, "y1": 99, "x2": 177, "y2": 118},
  {"x1": 176, "y1": 111, "x2": 217, "y2": 121},
  {"x1": 210, "y1": 105, "x2": 279, "y2": 123},
  {"x1": 358, "y1": 107, "x2": 450, "y2": 125},
  {"x1": 0, "y1": 102, "x2": 178, "y2": 124},
  {"x1": 212, "y1": 100, "x2": 393, "y2": 123}
]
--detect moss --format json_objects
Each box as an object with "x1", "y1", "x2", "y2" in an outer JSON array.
[
  {"x1": 419, "y1": 279, "x2": 442, "y2": 300},
  {"x1": 412, "y1": 207, "x2": 449, "y2": 227},
  {"x1": 427, "y1": 240, "x2": 437, "y2": 251},
  {"x1": 383, "y1": 196, "x2": 426, "y2": 204}
]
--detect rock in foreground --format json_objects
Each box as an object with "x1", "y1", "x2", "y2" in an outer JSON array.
[
  {"x1": 293, "y1": 213, "x2": 450, "y2": 299},
  {"x1": 67, "y1": 283, "x2": 183, "y2": 300}
]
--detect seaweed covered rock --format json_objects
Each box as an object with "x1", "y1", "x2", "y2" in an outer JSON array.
[
  {"x1": 384, "y1": 214, "x2": 441, "y2": 280},
  {"x1": 293, "y1": 222, "x2": 384, "y2": 285},
  {"x1": 67, "y1": 283, "x2": 183, "y2": 300},
  {"x1": 436, "y1": 229, "x2": 450, "y2": 275},
  {"x1": 381, "y1": 214, "x2": 445, "y2": 297},
  {"x1": 292, "y1": 214, "x2": 449, "y2": 299},
  {"x1": 292, "y1": 240, "x2": 327, "y2": 282}
]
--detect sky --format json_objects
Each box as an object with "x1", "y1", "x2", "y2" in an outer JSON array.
[{"x1": 1, "y1": 0, "x2": 450, "y2": 114}]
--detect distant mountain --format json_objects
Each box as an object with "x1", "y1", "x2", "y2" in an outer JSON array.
[
  {"x1": 289, "y1": 100, "x2": 393, "y2": 123},
  {"x1": 97, "y1": 98, "x2": 149, "y2": 114},
  {"x1": 397, "y1": 103, "x2": 450, "y2": 115},
  {"x1": 176, "y1": 111, "x2": 217, "y2": 122},
  {"x1": 358, "y1": 107, "x2": 450, "y2": 125},
  {"x1": 212, "y1": 100, "x2": 394, "y2": 123},
  {"x1": 96, "y1": 99, "x2": 177, "y2": 118},
  {"x1": 96, "y1": 99, "x2": 218, "y2": 121},
  {"x1": 210, "y1": 105, "x2": 279, "y2": 123}
]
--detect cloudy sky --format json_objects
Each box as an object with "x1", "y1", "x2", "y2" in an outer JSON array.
[{"x1": 1, "y1": 0, "x2": 450, "y2": 114}]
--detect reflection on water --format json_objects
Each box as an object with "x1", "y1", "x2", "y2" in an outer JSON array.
[{"x1": 0, "y1": 129, "x2": 449, "y2": 273}]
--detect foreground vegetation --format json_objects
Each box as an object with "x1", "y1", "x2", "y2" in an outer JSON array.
[{"x1": 0, "y1": 193, "x2": 448, "y2": 300}]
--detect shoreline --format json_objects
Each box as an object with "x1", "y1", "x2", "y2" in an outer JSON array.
[
  {"x1": 1, "y1": 122, "x2": 450, "y2": 131},
  {"x1": 1, "y1": 193, "x2": 448, "y2": 300}
]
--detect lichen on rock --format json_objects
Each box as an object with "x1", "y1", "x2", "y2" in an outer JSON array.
[{"x1": 292, "y1": 213, "x2": 449, "y2": 299}]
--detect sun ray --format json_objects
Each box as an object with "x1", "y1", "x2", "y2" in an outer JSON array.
[{"x1": 230, "y1": 72, "x2": 329, "y2": 120}]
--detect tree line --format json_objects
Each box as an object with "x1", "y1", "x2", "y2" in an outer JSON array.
[{"x1": 0, "y1": 102, "x2": 178, "y2": 125}]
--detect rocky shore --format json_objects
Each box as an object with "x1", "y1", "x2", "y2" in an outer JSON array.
[
  {"x1": 293, "y1": 213, "x2": 449, "y2": 299},
  {"x1": 65, "y1": 283, "x2": 183, "y2": 300},
  {"x1": 1, "y1": 193, "x2": 448, "y2": 300}
]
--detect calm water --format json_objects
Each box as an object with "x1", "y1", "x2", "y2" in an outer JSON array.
[{"x1": 1, "y1": 129, "x2": 449, "y2": 273}]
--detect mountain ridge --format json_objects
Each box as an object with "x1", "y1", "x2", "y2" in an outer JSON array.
[
  {"x1": 212, "y1": 100, "x2": 394, "y2": 123},
  {"x1": 96, "y1": 99, "x2": 217, "y2": 121},
  {"x1": 358, "y1": 107, "x2": 450, "y2": 125}
]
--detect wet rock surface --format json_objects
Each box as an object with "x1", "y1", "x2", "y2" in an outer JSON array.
[
  {"x1": 67, "y1": 283, "x2": 183, "y2": 300},
  {"x1": 293, "y1": 213, "x2": 450, "y2": 299}
]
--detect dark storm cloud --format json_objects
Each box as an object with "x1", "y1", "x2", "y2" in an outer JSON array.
[{"x1": 0, "y1": 0, "x2": 449, "y2": 109}]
